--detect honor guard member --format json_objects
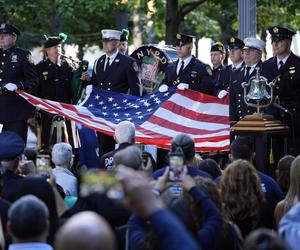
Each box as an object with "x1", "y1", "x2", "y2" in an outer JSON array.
[
  {"x1": 84, "y1": 29, "x2": 140, "y2": 157},
  {"x1": 158, "y1": 33, "x2": 216, "y2": 95},
  {"x1": 0, "y1": 23, "x2": 39, "y2": 142},
  {"x1": 227, "y1": 37, "x2": 245, "y2": 71},
  {"x1": 229, "y1": 37, "x2": 265, "y2": 125},
  {"x1": 210, "y1": 42, "x2": 230, "y2": 95},
  {"x1": 218, "y1": 37, "x2": 245, "y2": 93},
  {"x1": 261, "y1": 26, "x2": 300, "y2": 156},
  {"x1": 210, "y1": 42, "x2": 226, "y2": 82},
  {"x1": 36, "y1": 34, "x2": 73, "y2": 150},
  {"x1": 119, "y1": 28, "x2": 129, "y2": 55}
]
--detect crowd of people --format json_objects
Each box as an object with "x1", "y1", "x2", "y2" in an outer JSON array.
[{"x1": 0, "y1": 21, "x2": 300, "y2": 250}]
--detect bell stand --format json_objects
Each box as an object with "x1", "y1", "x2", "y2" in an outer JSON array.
[{"x1": 231, "y1": 99, "x2": 288, "y2": 131}]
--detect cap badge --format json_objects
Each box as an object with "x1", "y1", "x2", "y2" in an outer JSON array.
[
  {"x1": 230, "y1": 37, "x2": 235, "y2": 43},
  {"x1": 176, "y1": 34, "x2": 181, "y2": 39},
  {"x1": 273, "y1": 27, "x2": 279, "y2": 33}
]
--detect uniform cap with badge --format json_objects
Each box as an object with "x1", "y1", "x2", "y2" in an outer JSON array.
[
  {"x1": 243, "y1": 37, "x2": 265, "y2": 52},
  {"x1": 0, "y1": 23, "x2": 20, "y2": 36},
  {"x1": 227, "y1": 37, "x2": 244, "y2": 50},
  {"x1": 175, "y1": 33, "x2": 194, "y2": 47},
  {"x1": 101, "y1": 29, "x2": 122, "y2": 41},
  {"x1": 0, "y1": 131, "x2": 25, "y2": 159},
  {"x1": 268, "y1": 26, "x2": 296, "y2": 42},
  {"x1": 210, "y1": 42, "x2": 225, "y2": 53},
  {"x1": 43, "y1": 33, "x2": 68, "y2": 48}
]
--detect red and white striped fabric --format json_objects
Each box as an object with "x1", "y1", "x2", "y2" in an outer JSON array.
[{"x1": 17, "y1": 88, "x2": 230, "y2": 152}]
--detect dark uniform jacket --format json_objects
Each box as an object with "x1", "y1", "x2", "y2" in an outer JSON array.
[
  {"x1": 261, "y1": 52, "x2": 300, "y2": 112},
  {"x1": 91, "y1": 52, "x2": 140, "y2": 96},
  {"x1": 0, "y1": 46, "x2": 39, "y2": 122},
  {"x1": 99, "y1": 142, "x2": 132, "y2": 169},
  {"x1": 213, "y1": 65, "x2": 232, "y2": 94},
  {"x1": 261, "y1": 52, "x2": 300, "y2": 155},
  {"x1": 36, "y1": 59, "x2": 73, "y2": 102},
  {"x1": 229, "y1": 61, "x2": 262, "y2": 124},
  {"x1": 36, "y1": 59, "x2": 73, "y2": 149},
  {"x1": 162, "y1": 56, "x2": 216, "y2": 95}
]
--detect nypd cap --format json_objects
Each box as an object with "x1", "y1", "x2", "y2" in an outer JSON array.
[
  {"x1": 227, "y1": 37, "x2": 244, "y2": 49},
  {"x1": 268, "y1": 26, "x2": 296, "y2": 42},
  {"x1": 0, "y1": 131, "x2": 25, "y2": 159},
  {"x1": 211, "y1": 42, "x2": 225, "y2": 53},
  {"x1": 175, "y1": 33, "x2": 194, "y2": 47},
  {"x1": 0, "y1": 23, "x2": 20, "y2": 36}
]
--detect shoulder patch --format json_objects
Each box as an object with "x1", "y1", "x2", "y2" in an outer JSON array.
[{"x1": 206, "y1": 65, "x2": 213, "y2": 76}]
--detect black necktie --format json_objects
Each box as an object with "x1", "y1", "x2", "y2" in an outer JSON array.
[
  {"x1": 178, "y1": 60, "x2": 184, "y2": 75},
  {"x1": 232, "y1": 66, "x2": 236, "y2": 71},
  {"x1": 278, "y1": 60, "x2": 284, "y2": 72},
  {"x1": 104, "y1": 57, "x2": 110, "y2": 72},
  {"x1": 244, "y1": 66, "x2": 251, "y2": 80}
]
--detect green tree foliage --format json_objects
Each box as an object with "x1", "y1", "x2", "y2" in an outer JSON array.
[{"x1": 0, "y1": 0, "x2": 299, "y2": 53}]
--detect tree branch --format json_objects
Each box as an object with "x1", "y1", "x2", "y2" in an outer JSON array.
[{"x1": 179, "y1": 0, "x2": 207, "y2": 18}]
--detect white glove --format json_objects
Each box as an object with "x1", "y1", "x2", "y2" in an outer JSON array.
[
  {"x1": 85, "y1": 84, "x2": 93, "y2": 96},
  {"x1": 4, "y1": 83, "x2": 18, "y2": 91},
  {"x1": 217, "y1": 90, "x2": 228, "y2": 99},
  {"x1": 177, "y1": 83, "x2": 189, "y2": 90},
  {"x1": 158, "y1": 84, "x2": 169, "y2": 93}
]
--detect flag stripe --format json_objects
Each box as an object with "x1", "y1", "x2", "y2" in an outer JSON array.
[
  {"x1": 162, "y1": 101, "x2": 229, "y2": 124},
  {"x1": 17, "y1": 88, "x2": 230, "y2": 152}
]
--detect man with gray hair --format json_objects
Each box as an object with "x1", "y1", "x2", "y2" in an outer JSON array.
[
  {"x1": 7, "y1": 195, "x2": 52, "y2": 250},
  {"x1": 51, "y1": 143, "x2": 78, "y2": 197},
  {"x1": 229, "y1": 37, "x2": 265, "y2": 124},
  {"x1": 55, "y1": 211, "x2": 116, "y2": 250},
  {"x1": 99, "y1": 121, "x2": 135, "y2": 169}
]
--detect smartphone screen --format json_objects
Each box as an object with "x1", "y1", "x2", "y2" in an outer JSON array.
[
  {"x1": 169, "y1": 155, "x2": 184, "y2": 182},
  {"x1": 80, "y1": 169, "x2": 123, "y2": 199},
  {"x1": 36, "y1": 154, "x2": 51, "y2": 178}
]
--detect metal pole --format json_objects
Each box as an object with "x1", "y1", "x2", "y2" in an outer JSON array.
[{"x1": 238, "y1": 0, "x2": 256, "y2": 39}]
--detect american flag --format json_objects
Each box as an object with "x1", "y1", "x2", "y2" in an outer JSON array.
[{"x1": 17, "y1": 88, "x2": 230, "y2": 151}]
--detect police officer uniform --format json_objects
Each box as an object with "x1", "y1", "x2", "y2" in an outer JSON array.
[
  {"x1": 36, "y1": 35, "x2": 73, "y2": 150},
  {"x1": 211, "y1": 43, "x2": 226, "y2": 81},
  {"x1": 90, "y1": 29, "x2": 140, "y2": 157},
  {"x1": 210, "y1": 42, "x2": 229, "y2": 92},
  {"x1": 261, "y1": 26, "x2": 300, "y2": 156},
  {"x1": 161, "y1": 33, "x2": 216, "y2": 95},
  {"x1": 0, "y1": 24, "x2": 39, "y2": 142},
  {"x1": 0, "y1": 131, "x2": 25, "y2": 202},
  {"x1": 223, "y1": 37, "x2": 245, "y2": 90},
  {"x1": 229, "y1": 37, "x2": 265, "y2": 125}
]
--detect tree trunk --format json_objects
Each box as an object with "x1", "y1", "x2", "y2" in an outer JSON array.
[
  {"x1": 166, "y1": 0, "x2": 179, "y2": 45},
  {"x1": 132, "y1": 7, "x2": 143, "y2": 47}
]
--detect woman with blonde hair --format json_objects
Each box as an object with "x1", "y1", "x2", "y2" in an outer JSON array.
[
  {"x1": 275, "y1": 155, "x2": 300, "y2": 227},
  {"x1": 220, "y1": 159, "x2": 273, "y2": 237}
]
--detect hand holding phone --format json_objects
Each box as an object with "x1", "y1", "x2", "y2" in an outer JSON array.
[
  {"x1": 35, "y1": 154, "x2": 51, "y2": 179},
  {"x1": 168, "y1": 155, "x2": 184, "y2": 182}
]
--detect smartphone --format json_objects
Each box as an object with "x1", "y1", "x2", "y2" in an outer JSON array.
[
  {"x1": 168, "y1": 155, "x2": 184, "y2": 182},
  {"x1": 80, "y1": 169, "x2": 123, "y2": 199},
  {"x1": 35, "y1": 154, "x2": 51, "y2": 178}
]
